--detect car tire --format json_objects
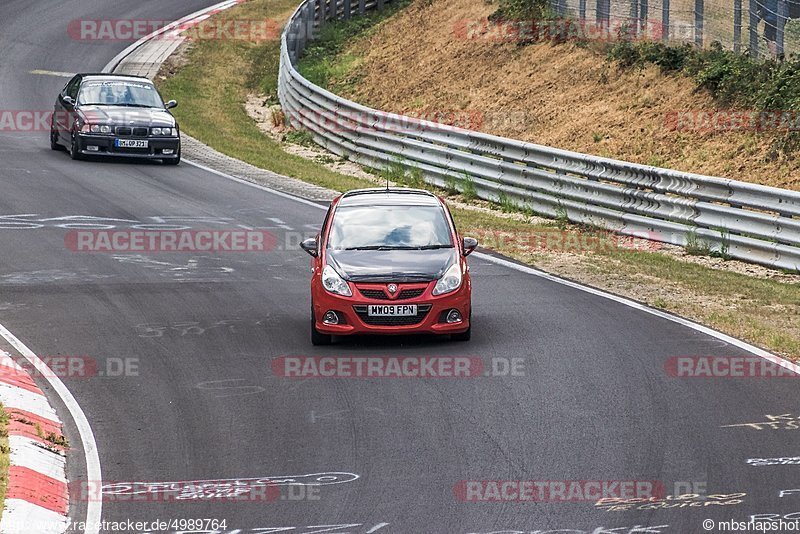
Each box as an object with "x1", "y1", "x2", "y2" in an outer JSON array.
[
  {"x1": 451, "y1": 312, "x2": 471, "y2": 342},
  {"x1": 68, "y1": 131, "x2": 83, "y2": 160},
  {"x1": 50, "y1": 122, "x2": 63, "y2": 151},
  {"x1": 163, "y1": 148, "x2": 181, "y2": 166},
  {"x1": 311, "y1": 308, "x2": 332, "y2": 346}
]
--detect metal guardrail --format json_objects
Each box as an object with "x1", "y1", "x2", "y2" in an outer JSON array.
[{"x1": 278, "y1": 0, "x2": 800, "y2": 270}]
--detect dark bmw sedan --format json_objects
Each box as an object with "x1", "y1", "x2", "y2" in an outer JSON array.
[{"x1": 50, "y1": 73, "x2": 181, "y2": 164}]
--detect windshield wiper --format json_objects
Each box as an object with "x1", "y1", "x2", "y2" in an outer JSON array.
[
  {"x1": 344, "y1": 244, "x2": 452, "y2": 251},
  {"x1": 80, "y1": 102, "x2": 153, "y2": 108}
]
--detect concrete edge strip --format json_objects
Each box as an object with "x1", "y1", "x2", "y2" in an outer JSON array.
[{"x1": 0, "y1": 349, "x2": 70, "y2": 533}]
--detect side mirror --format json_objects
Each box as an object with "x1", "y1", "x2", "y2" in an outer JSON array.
[
  {"x1": 62, "y1": 95, "x2": 75, "y2": 107},
  {"x1": 165, "y1": 100, "x2": 178, "y2": 109},
  {"x1": 462, "y1": 237, "x2": 478, "y2": 256},
  {"x1": 300, "y1": 238, "x2": 318, "y2": 257}
]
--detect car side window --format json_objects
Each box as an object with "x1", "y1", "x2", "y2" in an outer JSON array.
[{"x1": 66, "y1": 77, "x2": 81, "y2": 99}]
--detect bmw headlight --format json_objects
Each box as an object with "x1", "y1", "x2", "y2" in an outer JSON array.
[
  {"x1": 81, "y1": 124, "x2": 112, "y2": 134},
  {"x1": 322, "y1": 265, "x2": 352, "y2": 297},
  {"x1": 151, "y1": 127, "x2": 176, "y2": 136},
  {"x1": 432, "y1": 263, "x2": 462, "y2": 296}
]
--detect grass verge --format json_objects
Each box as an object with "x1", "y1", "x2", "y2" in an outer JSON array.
[{"x1": 156, "y1": 0, "x2": 799, "y2": 359}]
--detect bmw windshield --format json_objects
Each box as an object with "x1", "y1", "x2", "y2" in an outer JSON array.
[
  {"x1": 328, "y1": 205, "x2": 454, "y2": 250},
  {"x1": 78, "y1": 80, "x2": 164, "y2": 108}
]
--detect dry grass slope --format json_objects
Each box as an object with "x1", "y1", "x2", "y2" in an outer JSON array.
[{"x1": 335, "y1": 0, "x2": 800, "y2": 190}]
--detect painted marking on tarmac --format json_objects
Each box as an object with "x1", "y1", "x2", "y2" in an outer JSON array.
[
  {"x1": 29, "y1": 69, "x2": 74, "y2": 78},
  {"x1": 195, "y1": 379, "x2": 266, "y2": 398},
  {"x1": 103, "y1": 472, "x2": 360, "y2": 500},
  {"x1": 0, "y1": 323, "x2": 102, "y2": 534}
]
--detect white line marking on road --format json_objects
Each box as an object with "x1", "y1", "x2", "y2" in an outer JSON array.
[
  {"x1": 28, "y1": 69, "x2": 74, "y2": 77},
  {"x1": 188, "y1": 158, "x2": 799, "y2": 374},
  {"x1": 0, "y1": 323, "x2": 102, "y2": 534}
]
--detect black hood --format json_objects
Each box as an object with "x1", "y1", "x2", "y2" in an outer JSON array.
[
  {"x1": 78, "y1": 106, "x2": 176, "y2": 127},
  {"x1": 326, "y1": 248, "x2": 456, "y2": 282}
]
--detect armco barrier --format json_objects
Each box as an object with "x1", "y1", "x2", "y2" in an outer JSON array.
[{"x1": 278, "y1": 0, "x2": 800, "y2": 270}]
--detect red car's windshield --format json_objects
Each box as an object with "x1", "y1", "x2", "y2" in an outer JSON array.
[{"x1": 327, "y1": 205, "x2": 453, "y2": 250}]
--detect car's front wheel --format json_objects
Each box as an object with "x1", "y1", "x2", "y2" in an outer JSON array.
[
  {"x1": 49, "y1": 121, "x2": 63, "y2": 151},
  {"x1": 311, "y1": 305, "x2": 333, "y2": 346},
  {"x1": 163, "y1": 147, "x2": 181, "y2": 165},
  {"x1": 68, "y1": 131, "x2": 83, "y2": 160},
  {"x1": 311, "y1": 308, "x2": 332, "y2": 346},
  {"x1": 451, "y1": 312, "x2": 471, "y2": 342}
]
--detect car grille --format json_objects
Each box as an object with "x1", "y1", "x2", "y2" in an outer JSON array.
[
  {"x1": 353, "y1": 304, "x2": 431, "y2": 326},
  {"x1": 359, "y1": 289, "x2": 390, "y2": 300},
  {"x1": 357, "y1": 287, "x2": 426, "y2": 300},
  {"x1": 115, "y1": 126, "x2": 149, "y2": 137}
]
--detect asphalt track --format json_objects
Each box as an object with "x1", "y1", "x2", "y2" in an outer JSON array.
[{"x1": 1, "y1": 1, "x2": 799, "y2": 533}]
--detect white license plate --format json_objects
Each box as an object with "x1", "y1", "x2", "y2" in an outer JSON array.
[
  {"x1": 367, "y1": 304, "x2": 417, "y2": 317},
  {"x1": 115, "y1": 139, "x2": 148, "y2": 148}
]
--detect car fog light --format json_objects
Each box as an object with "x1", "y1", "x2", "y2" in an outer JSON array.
[
  {"x1": 446, "y1": 309, "x2": 462, "y2": 323},
  {"x1": 323, "y1": 311, "x2": 339, "y2": 325},
  {"x1": 162, "y1": 148, "x2": 174, "y2": 155},
  {"x1": 86, "y1": 145, "x2": 99, "y2": 152}
]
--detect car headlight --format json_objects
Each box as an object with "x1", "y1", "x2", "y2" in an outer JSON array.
[
  {"x1": 80, "y1": 124, "x2": 112, "y2": 134},
  {"x1": 151, "y1": 127, "x2": 176, "y2": 136},
  {"x1": 322, "y1": 265, "x2": 352, "y2": 297},
  {"x1": 432, "y1": 263, "x2": 462, "y2": 296}
]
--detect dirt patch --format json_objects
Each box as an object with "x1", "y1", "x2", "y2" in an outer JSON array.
[{"x1": 331, "y1": 0, "x2": 800, "y2": 191}]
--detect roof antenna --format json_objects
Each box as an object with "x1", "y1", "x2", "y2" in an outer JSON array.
[{"x1": 385, "y1": 171, "x2": 390, "y2": 191}]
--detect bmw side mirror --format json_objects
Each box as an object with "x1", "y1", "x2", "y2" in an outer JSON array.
[
  {"x1": 62, "y1": 95, "x2": 75, "y2": 107},
  {"x1": 165, "y1": 100, "x2": 178, "y2": 109},
  {"x1": 462, "y1": 237, "x2": 478, "y2": 256},
  {"x1": 300, "y1": 238, "x2": 318, "y2": 257}
]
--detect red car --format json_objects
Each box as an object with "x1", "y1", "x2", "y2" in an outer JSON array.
[{"x1": 300, "y1": 188, "x2": 477, "y2": 345}]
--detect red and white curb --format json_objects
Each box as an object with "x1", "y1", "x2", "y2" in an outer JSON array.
[{"x1": 0, "y1": 351, "x2": 68, "y2": 534}]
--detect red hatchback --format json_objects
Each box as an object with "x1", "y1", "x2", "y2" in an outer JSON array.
[{"x1": 300, "y1": 188, "x2": 477, "y2": 345}]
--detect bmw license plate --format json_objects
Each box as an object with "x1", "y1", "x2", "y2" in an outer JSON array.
[
  {"x1": 367, "y1": 304, "x2": 417, "y2": 316},
  {"x1": 115, "y1": 139, "x2": 148, "y2": 148}
]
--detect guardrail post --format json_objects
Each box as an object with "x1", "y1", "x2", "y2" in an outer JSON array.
[
  {"x1": 596, "y1": 0, "x2": 610, "y2": 30},
  {"x1": 777, "y1": 0, "x2": 787, "y2": 57},
  {"x1": 733, "y1": 0, "x2": 742, "y2": 52},
  {"x1": 358, "y1": 0, "x2": 366, "y2": 15},
  {"x1": 294, "y1": 19, "x2": 303, "y2": 60},
  {"x1": 629, "y1": 0, "x2": 639, "y2": 35},
  {"x1": 344, "y1": 0, "x2": 351, "y2": 19},
  {"x1": 694, "y1": 0, "x2": 704, "y2": 46},
  {"x1": 749, "y1": 0, "x2": 760, "y2": 57},
  {"x1": 639, "y1": 0, "x2": 648, "y2": 32},
  {"x1": 306, "y1": 0, "x2": 317, "y2": 41},
  {"x1": 377, "y1": 0, "x2": 384, "y2": 10},
  {"x1": 662, "y1": 0, "x2": 670, "y2": 40}
]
